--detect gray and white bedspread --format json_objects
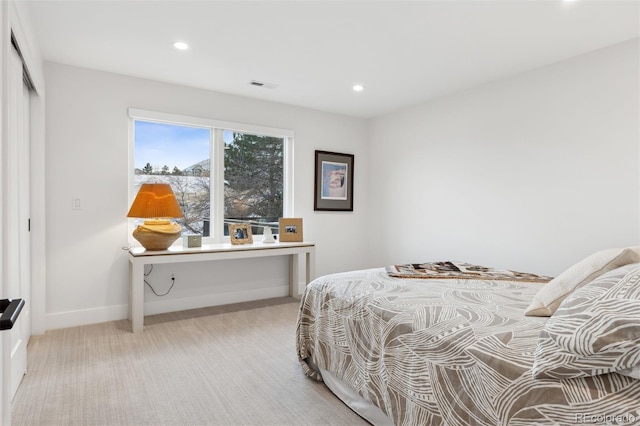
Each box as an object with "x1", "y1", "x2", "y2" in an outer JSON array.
[{"x1": 296, "y1": 268, "x2": 640, "y2": 425}]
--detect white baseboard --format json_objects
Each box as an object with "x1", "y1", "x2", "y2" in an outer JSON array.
[
  {"x1": 45, "y1": 283, "x2": 301, "y2": 331},
  {"x1": 45, "y1": 304, "x2": 129, "y2": 331}
]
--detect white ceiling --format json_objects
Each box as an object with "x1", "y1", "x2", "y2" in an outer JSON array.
[{"x1": 21, "y1": 0, "x2": 640, "y2": 118}]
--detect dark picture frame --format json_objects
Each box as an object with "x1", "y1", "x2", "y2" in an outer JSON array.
[{"x1": 314, "y1": 150, "x2": 354, "y2": 211}]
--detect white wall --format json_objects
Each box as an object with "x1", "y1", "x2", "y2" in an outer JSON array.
[
  {"x1": 44, "y1": 63, "x2": 369, "y2": 329},
  {"x1": 368, "y1": 39, "x2": 640, "y2": 276}
]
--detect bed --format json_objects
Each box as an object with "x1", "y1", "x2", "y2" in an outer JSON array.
[{"x1": 296, "y1": 252, "x2": 640, "y2": 425}]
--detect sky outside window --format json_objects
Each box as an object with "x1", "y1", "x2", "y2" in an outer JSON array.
[{"x1": 134, "y1": 121, "x2": 210, "y2": 171}]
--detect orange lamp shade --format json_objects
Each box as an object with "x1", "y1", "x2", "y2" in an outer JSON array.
[{"x1": 127, "y1": 183, "x2": 183, "y2": 219}]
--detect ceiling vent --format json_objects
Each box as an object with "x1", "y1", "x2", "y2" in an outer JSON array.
[{"x1": 249, "y1": 80, "x2": 278, "y2": 89}]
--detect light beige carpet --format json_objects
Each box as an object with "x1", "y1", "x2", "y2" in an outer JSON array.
[{"x1": 12, "y1": 298, "x2": 368, "y2": 426}]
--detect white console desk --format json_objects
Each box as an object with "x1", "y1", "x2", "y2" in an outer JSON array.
[{"x1": 128, "y1": 241, "x2": 316, "y2": 333}]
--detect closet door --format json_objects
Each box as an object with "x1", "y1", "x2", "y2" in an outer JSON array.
[{"x1": 5, "y1": 43, "x2": 30, "y2": 401}]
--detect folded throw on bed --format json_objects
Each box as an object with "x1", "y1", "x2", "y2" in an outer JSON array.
[{"x1": 386, "y1": 261, "x2": 552, "y2": 283}]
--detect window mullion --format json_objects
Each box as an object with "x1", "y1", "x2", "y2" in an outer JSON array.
[
  {"x1": 283, "y1": 136, "x2": 294, "y2": 217},
  {"x1": 212, "y1": 128, "x2": 225, "y2": 243}
]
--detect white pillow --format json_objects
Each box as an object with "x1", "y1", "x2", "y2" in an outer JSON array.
[{"x1": 524, "y1": 246, "x2": 640, "y2": 317}]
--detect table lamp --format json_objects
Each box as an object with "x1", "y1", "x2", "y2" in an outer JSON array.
[{"x1": 127, "y1": 183, "x2": 183, "y2": 250}]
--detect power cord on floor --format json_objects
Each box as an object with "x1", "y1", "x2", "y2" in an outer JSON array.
[{"x1": 144, "y1": 264, "x2": 176, "y2": 296}]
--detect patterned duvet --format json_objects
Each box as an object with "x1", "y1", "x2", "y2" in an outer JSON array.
[{"x1": 296, "y1": 268, "x2": 640, "y2": 425}]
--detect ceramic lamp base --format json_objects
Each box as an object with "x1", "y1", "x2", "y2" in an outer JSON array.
[{"x1": 132, "y1": 221, "x2": 182, "y2": 251}]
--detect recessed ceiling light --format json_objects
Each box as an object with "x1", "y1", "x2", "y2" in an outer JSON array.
[
  {"x1": 173, "y1": 41, "x2": 189, "y2": 50},
  {"x1": 353, "y1": 84, "x2": 365, "y2": 92}
]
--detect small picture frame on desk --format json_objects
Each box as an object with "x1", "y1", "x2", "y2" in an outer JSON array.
[
  {"x1": 229, "y1": 223, "x2": 253, "y2": 245},
  {"x1": 279, "y1": 218, "x2": 303, "y2": 242}
]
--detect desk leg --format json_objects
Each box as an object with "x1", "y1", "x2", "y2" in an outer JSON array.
[
  {"x1": 306, "y1": 247, "x2": 316, "y2": 284},
  {"x1": 289, "y1": 253, "x2": 300, "y2": 297},
  {"x1": 129, "y1": 259, "x2": 144, "y2": 333}
]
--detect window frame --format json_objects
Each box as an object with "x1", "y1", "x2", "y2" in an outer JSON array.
[{"x1": 128, "y1": 108, "x2": 294, "y2": 244}]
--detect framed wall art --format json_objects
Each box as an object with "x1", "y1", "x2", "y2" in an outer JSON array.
[
  {"x1": 314, "y1": 150, "x2": 354, "y2": 211},
  {"x1": 278, "y1": 218, "x2": 303, "y2": 242},
  {"x1": 229, "y1": 223, "x2": 253, "y2": 245}
]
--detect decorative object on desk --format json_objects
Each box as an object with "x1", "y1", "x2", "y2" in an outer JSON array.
[
  {"x1": 314, "y1": 150, "x2": 354, "y2": 211},
  {"x1": 262, "y1": 226, "x2": 275, "y2": 243},
  {"x1": 279, "y1": 218, "x2": 303, "y2": 242},
  {"x1": 127, "y1": 183, "x2": 183, "y2": 251},
  {"x1": 183, "y1": 234, "x2": 202, "y2": 248},
  {"x1": 229, "y1": 223, "x2": 253, "y2": 245}
]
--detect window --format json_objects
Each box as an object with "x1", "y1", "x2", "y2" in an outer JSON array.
[
  {"x1": 133, "y1": 120, "x2": 211, "y2": 235},
  {"x1": 223, "y1": 131, "x2": 284, "y2": 234},
  {"x1": 129, "y1": 109, "x2": 293, "y2": 243}
]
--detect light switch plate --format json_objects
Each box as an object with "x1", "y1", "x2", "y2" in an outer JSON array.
[{"x1": 72, "y1": 197, "x2": 82, "y2": 210}]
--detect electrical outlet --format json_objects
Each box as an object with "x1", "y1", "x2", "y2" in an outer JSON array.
[{"x1": 170, "y1": 273, "x2": 175, "y2": 279}]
